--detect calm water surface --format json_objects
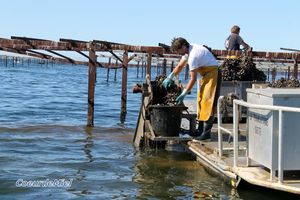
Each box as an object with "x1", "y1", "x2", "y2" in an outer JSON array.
[{"x1": 0, "y1": 61, "x2": 294, "y2": 199}]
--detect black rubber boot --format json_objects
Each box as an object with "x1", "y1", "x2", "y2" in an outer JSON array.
[
  {"x1": 190, "y1": 120, "x2": 203, "y2": 137},
  {"x1": 196, "y1": 116, "x2": 215, "y2": 141}
]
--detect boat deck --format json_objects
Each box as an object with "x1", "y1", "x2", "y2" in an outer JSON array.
[
  {"x1": 187, "y1": 135, "x2": 300, "y2": 194},
  {"x1": 133, "y1": 80, "x2": 300, "y2": 195},
  {"x1": 182, "y1": 100, "x2": 300, "y2": 195}
]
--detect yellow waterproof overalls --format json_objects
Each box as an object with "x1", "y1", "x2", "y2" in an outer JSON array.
[{"x1": 197, "y1": 66, "x2": 220, "y2": 121}]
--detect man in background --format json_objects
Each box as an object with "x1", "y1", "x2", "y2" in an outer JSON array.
[{"x1": 225, "y1": 25, "x2": 250, "y2": 51}]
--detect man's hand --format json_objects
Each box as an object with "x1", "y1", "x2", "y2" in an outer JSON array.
[
  {"x1": 162, "y1": 72, "x2": 175, "y2": 90},
  {"x1": 176, "y1": 89, "x2": 188, "y2": 104},
  {"x1": 162, "y1": 78, "x2": 174, "y2": 90}
]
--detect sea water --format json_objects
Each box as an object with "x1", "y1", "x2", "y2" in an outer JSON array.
[{"x1": 0, "y1": 61, "x2": 293, "y2": 199}]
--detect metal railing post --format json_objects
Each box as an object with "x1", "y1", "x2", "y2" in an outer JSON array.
[
  {"x1": 278, "y1": 110, "x2": 284, "y2": 183},
  {"x1": 233, "y1": 100, "x2": 239, "y2": 167},
  {"x1": 218, "y1": 96, "x2": 224, "y2": 157}
]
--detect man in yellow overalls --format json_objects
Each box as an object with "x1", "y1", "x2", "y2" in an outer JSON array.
[{"x1": 163, "y1": 37, "x2": 221, "y2": 141}]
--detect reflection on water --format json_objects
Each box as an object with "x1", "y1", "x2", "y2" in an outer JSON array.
[
  {"x1": 83, "y1": 127, "x2": 94, "y2": 163},
  {"x1": 133, "y1": 149, "x2": 234, "y2": 199},
  {"x1": 0, "y1": 125, "x2": 236, "y2": 199}
]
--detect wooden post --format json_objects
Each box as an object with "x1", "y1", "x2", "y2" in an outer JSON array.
[
  {"x1": 106, "y1": 67, "x2": 110, "y2": 82},
  {"x1": 156, "y1": 61, "x2": 159, "y2": 76},
  {"x1": 171, "y1": 60, "x2": 174, "y2": 72},
  {"x1": 288, "y1": 66, "x2": 290, "y2": 80},
  {"x1": 144, "y1": 61, "x2": 147, "y2": 78},
  {"x1": 163, "y1": 58, "x2": 167, "y2": 75},
  {"x1": 294, "y1": 59, "x2": 298, "y2": 80},
  {"x1": 146, "y1": 53, "x2": 152, "y2": 80},
  {"x1": 137, "y1": 61, "x2": 140, "y2": 78},
  {"x1": 120, "y1": 51, "x2": 128, "y2": 123},
  {"x1": 284, "y1": 70, "x2": 287, "y2": 79},
  {"x1": 114, "y1": 59, "x2": 118, "y2": 81},
  {"x1": 271, "y1": 67, "x2": 276, "y2": 82},
  {"x1": 107, "y1": 57, "x2": 111, "y2": 82},
  {"x1": 141, "y1": 61, "x2": 144, "y2": 77},
  {"x1": 87, "y1": 42, "x2": 97, "y2": 127},
  {"x1": 114, "y1": 69, "x2": 117, "y2": 81}
]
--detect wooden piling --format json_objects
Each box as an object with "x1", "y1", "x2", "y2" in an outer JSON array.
[
  {"x1": 146, "y1": 53, "x2": 152, "y2": 80},
  {"x1": 156, "y1": 61, "x2": 159, "y2": 76},
  {"x1": 271, "y1": 68, "x2": 276, "y2": 82},
  {"x1": 106, "y1": 67, "x2": 110, "y2": 82},
  {"x1": 107, "y1": 57, "x2": 111, "y2": 82},
  {"x1": 294, "y1": 59, "x2": 298, "y2": 79},
  {"x1": 120, "y1": 51, "x2": 128, "y2": 123},
  {"x1": 163, "y1": 58, "x2": 167, "y2": 75},
  {"x1": 171, "y1": 61, "x2": 174, "y2": 72},
  {"x1": 137, "y1": 61, "x2": 139, "y2": 78},
  {"x1": 87, "y1": 42, "x2": 97, "y2": 127},
  {"x1": 141, "y1": 61, "x2": 144, "y2": 78},
  {"x1": 114, "y1": 68, "x2": 117, "y2": 81},
  {"x1": 284, "y1": 70, "x2": 287, "y2": 79},
  {"x1": 114, "y1": 59, "x2": 118, "y2": 81}
]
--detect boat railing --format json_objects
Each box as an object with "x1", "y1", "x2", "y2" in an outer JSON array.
[{"x1": 217, "y1": 95, "x2": 300, "y2": 183}]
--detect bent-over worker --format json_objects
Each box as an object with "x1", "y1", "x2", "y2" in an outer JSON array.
[{"x1": 162, "y1": 37, "x2": 222, "y2": 141}]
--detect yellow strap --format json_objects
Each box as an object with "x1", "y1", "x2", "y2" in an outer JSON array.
[{"x1": 226, "y1": 55, "x2": 238, "y2": 59}]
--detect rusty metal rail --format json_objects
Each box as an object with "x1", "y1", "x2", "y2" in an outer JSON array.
[
  {"x1": 1, "y1": 36, "x2": 299, "y2": 127},
  {"x1": 0, "y1": 37, "x2": 299, "y2": 63}
]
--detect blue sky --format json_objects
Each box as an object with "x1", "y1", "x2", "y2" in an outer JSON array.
[{"x1": 0, "y1": 0, "x2": 299, "y2": 52}]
